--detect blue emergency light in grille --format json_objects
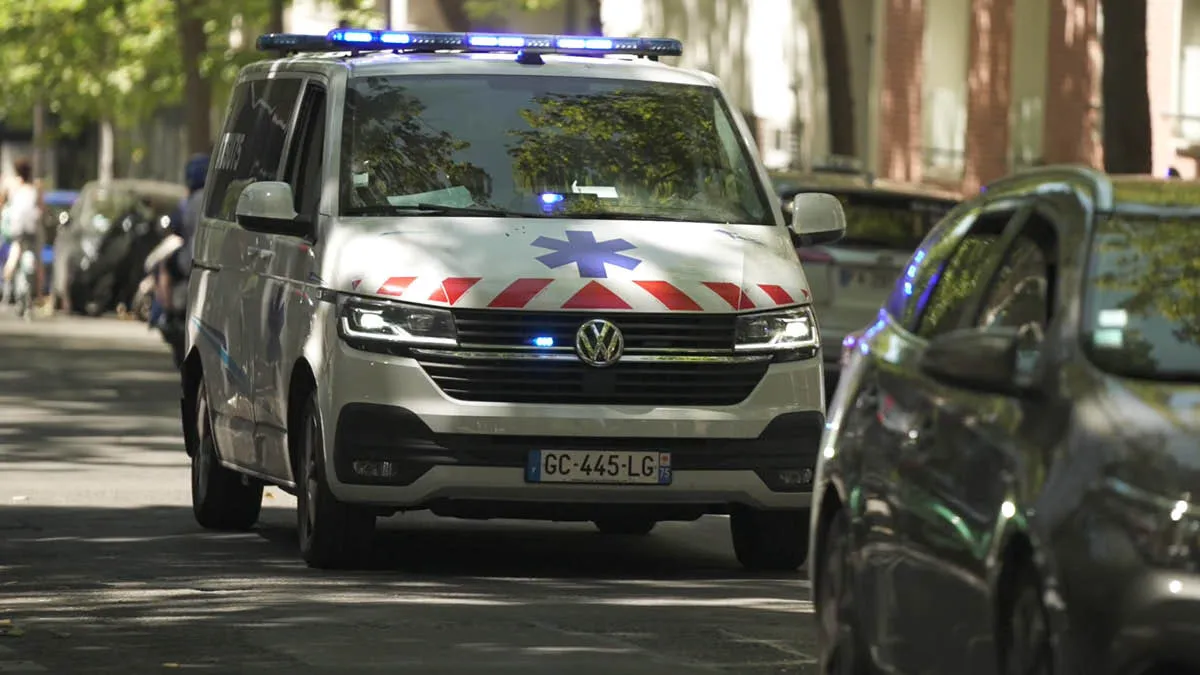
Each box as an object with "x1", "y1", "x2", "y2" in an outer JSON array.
[{"x1": 256, "y1": 29, "x2": 683, "y2": 58}]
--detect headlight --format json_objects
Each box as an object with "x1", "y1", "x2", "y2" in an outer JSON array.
[
  {"x1": 337, "y1": 295, "x2": 457, "y2": 349},
  {"x1": 734, "y1": 306, "x2": 819, "y2": 360}
]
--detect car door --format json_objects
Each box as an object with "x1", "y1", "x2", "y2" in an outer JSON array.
[
  {"x1": 253, "y1": 77, "x2": 328, "y2": 484},
  {"x1": 871, "y1": 199, "x2": 1032, "y2": 673},
  {"x1": 226, "y1": 74, "x2": 305, "y2": 477},
  {"x1": 840, "y1": 201, "x2": 991, "y2": 670},
  {"x1": 195, "y1": 79, "x2": 263, "y2": 466},
  {"x1": 898, "y1": 191, "x2": 1079, "y2": 675}
]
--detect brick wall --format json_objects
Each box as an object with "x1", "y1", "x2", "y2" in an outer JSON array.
[
  {"x1": 963, "y1": 0, "x2": 1015, "y2": 192},
  {"x1": 877, "y1": 0, "x2": 926, "y2": 183},
  {"x1": 1042, "y1": 0, "x2": 1103, "y2": 167}
]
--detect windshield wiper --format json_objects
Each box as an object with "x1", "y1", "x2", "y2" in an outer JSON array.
[
  {"x1": 561, "y1": 211, "x2": 695, "y2": 222},
  {"x1": 344, "y1": 203, "x2": 542, "y2": 218}
]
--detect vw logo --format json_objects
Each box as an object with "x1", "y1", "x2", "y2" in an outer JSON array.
[{"x1": 574, "y1": 319, "x2": 625, "y2": 368}]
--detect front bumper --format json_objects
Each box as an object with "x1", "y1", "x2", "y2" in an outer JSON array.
[{"x1": 323, "y1": 341, "x2": 826, "y2": 511}]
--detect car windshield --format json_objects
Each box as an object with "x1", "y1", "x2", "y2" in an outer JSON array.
[
  {"x1": 1084, "y1": 211, "x2": 1200, "y2": 380},
  {"x1": 340, "y1": 74, "x2": 774, "y2": 224},
  {"x1": 823, "y1": 190, "x2": 956, "y2": 250}
]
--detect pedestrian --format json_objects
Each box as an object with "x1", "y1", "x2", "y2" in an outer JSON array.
[
  {"x1": 154, "y1": 152, "x2": 208, "y2": 368},
  {"x1": 1, "y1": 159, "x2": 41, "y2": 308}
]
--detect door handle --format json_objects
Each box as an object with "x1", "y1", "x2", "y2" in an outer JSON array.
[{"x1": 256, "y1": 248, "x2": 274, "y2": 260}]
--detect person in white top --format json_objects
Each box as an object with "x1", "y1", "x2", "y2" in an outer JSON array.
[{"x1": 1, "y1": 159, "x2": 42, "y2": 306}]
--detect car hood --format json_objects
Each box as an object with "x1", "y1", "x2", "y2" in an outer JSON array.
[{"x1": 324, "y1": 217, "x2": 812, "y2": 313}]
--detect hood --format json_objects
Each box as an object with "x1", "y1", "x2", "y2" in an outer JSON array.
[{"x1": 327, "y1": 218, "x2": 812, "y2": 313}]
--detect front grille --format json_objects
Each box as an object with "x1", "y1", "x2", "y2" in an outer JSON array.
[
  {"x1": 413, "y1": 350, "x2": 770, "y2": 405},
  {"x1": 452, "y1": 309, "x2": 735, "y2": 352}
]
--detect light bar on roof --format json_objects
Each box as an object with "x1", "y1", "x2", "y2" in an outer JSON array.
[{"x1": 257, "y1": 29, "x2": 683, "y2": 58}]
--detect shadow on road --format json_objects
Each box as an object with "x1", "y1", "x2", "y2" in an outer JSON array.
[
  {"x1": 1, "y1": 505, "x2": 814, "y2": 673},
  {"x1": 0, "y1": 328, "x2": 182, "y2": 467}
]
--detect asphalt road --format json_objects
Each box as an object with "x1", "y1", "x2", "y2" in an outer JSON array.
[{"x1": 0, "y1": 313, "x2": 818, "y2": 674}]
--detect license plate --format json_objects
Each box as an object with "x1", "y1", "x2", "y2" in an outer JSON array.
[
  {"x1": 526, "y1": 450, "x2": 672, "y2": 485},
  {"x1": 839, "y1": 267, "x2": 895, "y2": 290}
]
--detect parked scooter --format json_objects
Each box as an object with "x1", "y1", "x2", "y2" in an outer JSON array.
[{"x1": 143, "y1": 232, "x2": 187, "y2": 368}]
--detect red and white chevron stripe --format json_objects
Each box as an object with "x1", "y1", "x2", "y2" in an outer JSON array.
[{"x1": 373, "y1": 276, "x2": 810, "y2": 311}]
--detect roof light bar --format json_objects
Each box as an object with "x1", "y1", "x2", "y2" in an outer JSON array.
[{"x1": 256, "y1": 29, "x2": 683, "y2": 58}]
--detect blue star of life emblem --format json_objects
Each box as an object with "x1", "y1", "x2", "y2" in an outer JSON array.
[{"x1": 531, "y1": 230, "x2": 642, "y2": 278}]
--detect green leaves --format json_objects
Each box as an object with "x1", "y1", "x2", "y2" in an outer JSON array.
[{"x1": 0, "y1": 0, "x2": 290, "y2": 133}]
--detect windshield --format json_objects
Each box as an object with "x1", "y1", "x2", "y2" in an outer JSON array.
[
  {"x1": 789, "y1": 189, "x2": 956, "y2": 250},
  {"x1": 1084, "y1": 211, "x2": 1200, "y2": 380},
  {"x1": 340, "y1": 74, "x2": 773, "y2": 224}
]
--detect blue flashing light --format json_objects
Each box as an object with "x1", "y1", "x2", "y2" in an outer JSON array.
[
  {"x1": 336, "y1": 29, "x2": 374, "y2": 43},
  {"x1": 540, "y1": 193, "x2": 564, "y2": 205},
  {"x1": 379, "y1": 31, "x2": 411, "y2": 44},
  {"x1": 532, "y1": 336, "x2": 555, "y2": 348},
  {"x1": 557, "y1": 37, "x2": 614, "y2": 50},
  {"x1": 257, "y1": 29, "x2": 683, "y2": 58}
]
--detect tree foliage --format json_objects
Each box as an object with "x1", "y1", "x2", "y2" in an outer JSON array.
[{"x1": 0, "y1": 0, "x2": 376, "y2": 143}]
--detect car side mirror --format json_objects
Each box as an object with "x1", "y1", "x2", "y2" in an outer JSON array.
[
  {"x1": 235, "y1": 181, "x2": 310, "y2": 237},
  {"x1": 789, "y1": 193, "x2": 846, "y2": 247},
  {"x1": 920, "y1": 327, "x2": 1037, "y2": 397}
]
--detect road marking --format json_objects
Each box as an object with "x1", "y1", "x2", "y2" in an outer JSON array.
[
  {"x1": 0, "y1": 662, "x2": 48, "y2": 672},
  {"x1": 717, "y1": 628, "x2": 818, "y2": 662}
]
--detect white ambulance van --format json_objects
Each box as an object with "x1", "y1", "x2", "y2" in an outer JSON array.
[{"x1": 183, "y1": 28, "x2": 846, "y2": 570}]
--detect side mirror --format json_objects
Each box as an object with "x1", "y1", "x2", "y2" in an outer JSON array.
[
  {"x1": 235, "y1": 181, "x2": 306, "y2": 235},
  {"x1": 920, "y1": 327, "x2": 1036, "y2": 396},
  {"x1": 789, "y1": 192, "x2": 846, "y2": 247}
]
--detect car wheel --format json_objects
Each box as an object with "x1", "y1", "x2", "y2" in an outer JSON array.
[
  {"x1": 191, "y1": 380, "x2": 263, "y2": 530},
  {"x1": 729, "y1": 506, "x2": 810, "y2": 572},
  {"x1": 296, "y1": 391, "x2": 375, "y2": 570},
  {"x1": 815, "y1": 510, "x2": 869, "y2": 674},
  {"x1": 593, "y1": 517, "x2": 657, "y2": 535},
  {"x1": 999, "y1": 564, "x2": 1055, "y2": 675}
]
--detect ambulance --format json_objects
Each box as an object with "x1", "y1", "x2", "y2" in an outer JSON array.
[{"x1": 182, "y1": 28, "x2": 847, "y2": 570}]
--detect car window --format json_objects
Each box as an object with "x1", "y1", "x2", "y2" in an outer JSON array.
[
  {"x1": 914, "y1": 208, "x2": 1021, "y2": 339},
  {"x1": 826, "y1": 191, "x2": 957, "y2": 250},
  {"x1": 1084, "y1": 209, "x2": 1200, "y2": 381},
  {"x1": 978, "y1": 234, "x2": 1052, "y2": 327},
  {"x1": 884, "y1": 205, "x2": 976, "y2": 330},
  {"x1": 207, "y1": 77, "x2": 303, "y2": 221},
  {"x1": 339, "y1": 74, "x2": 773, "y2": 224},
  {"x1": 285, "y1": 83, "x2": 327, "y2": 223}
]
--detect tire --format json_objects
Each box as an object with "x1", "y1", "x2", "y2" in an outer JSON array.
[
  {"x1": 730, "y1": 506, "x2": 810, "y2": 572},
  {"x1": 191, "y1": 380, "x2": 263, "y2": 530},
  {"x1": 815, "y1": 510, "x2": 870, "y2": 675},
  {"x1": 296, "y1": 391, "x2": 375, "y2": 569},
  {"x1": 593, "y1": 517, "x2": 657, "y2": 536},
  {"x1": 998, "y1": 564, "x2": 1055, "y2": 675}
]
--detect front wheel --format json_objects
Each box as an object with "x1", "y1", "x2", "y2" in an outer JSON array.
[
  {"x1": 730, "y1": 507, "x2": 810, "y2": 572},
  {"x1": 191, "y1": 380, "x2": 263, "y2": 530},
  {"x1": 815, "y1": 510, "x2": 870, "y2": 674},
  {"x1": 296, "y1": 391, "x2": 376, "y2": 569},
  {"x1": 998, "y1": 564, "x2": 1055, "y2": 675}
]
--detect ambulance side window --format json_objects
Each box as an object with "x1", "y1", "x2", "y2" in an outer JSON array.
[
  {"x1": 284, "y1": 83, "x2": 327, "y2": 230},
  {"x1": 207, "y1": 77, "x2": 302, "y2": 222}
]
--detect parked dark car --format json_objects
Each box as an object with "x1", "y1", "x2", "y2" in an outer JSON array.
[
  {"x1": 770, "y1": 167, "x2": 959, "y2": 400},
  {"x1": 56, "y1": 180, "x2": 186, "y2": 316},
  {"x1": 809, "y1": 167, "x2": 1200, "y2": 675}
]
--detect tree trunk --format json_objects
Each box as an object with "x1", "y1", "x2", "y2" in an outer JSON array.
[
  {"x1": 1099, "y1": 0, "x2": 1152, "y2": 173},
  {"x1": 583, "y1": 0, "x2": 603, "y2": 35},
  {"x1": 268, "y1": 0, "x2": 285, "y2": 33},
  {"x1": 435, "y1": 0, "x2": 473, "y2": 32},
  {"x1": 815, "y1": 0, "x2": 855, "y2": 158},
  {"x1": 176, "y1": 0, "x2": 212, "y2": 154},
  {"x1": 98, "y1": 119, "x2": 114, "y2": 183}
]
